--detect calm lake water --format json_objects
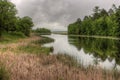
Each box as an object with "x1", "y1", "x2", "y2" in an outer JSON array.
[{"x1": 43, "y1": 34, "x2": 120, "y2": 70}]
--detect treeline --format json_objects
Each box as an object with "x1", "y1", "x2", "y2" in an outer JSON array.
[
  {"x1": 34, "y1": 28, "x2": 51, "y2": 35},
  {"x1": 68, "y1": 5, "x2": 120, "y2": 37},
  {"x1": 0, "y1": 0, "x2": 34, "y2": 37}
]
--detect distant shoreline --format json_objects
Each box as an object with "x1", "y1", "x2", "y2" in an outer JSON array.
[{"x1": 68, "y1": 35, "x2": 120, "y2": 40}]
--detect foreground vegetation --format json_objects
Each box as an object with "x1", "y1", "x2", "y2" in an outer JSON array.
[
  {"x1": 0, "y1": 32, "x2": 54, "y2": 80},
  {"x1": 68, "y1": 4, "x2": 120, "y2": 37},
  {"x1": 0, "y1": 64, "x2": 10, "y2": 80}
]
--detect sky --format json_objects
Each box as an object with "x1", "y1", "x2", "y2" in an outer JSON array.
[{"x1": 10, "y1": 0, "x2": 120, "y2": 31}]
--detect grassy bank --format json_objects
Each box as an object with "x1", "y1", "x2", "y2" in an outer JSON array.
[
  {"x1": 0, "y1": 32, "x2": 26, "y2": 44},
  {"x1": 17, "y1": 40, "x2": 53, "y2": 55},
  {"x1": 0, "y1": 33, "x2": 54, "y2": 80},
  {"x1": 0, "y1": 32, "x2": 54, "y2": 55},
  {"x1": 34, "y1": 36, "x2": 54, "y2": 44},
  {"x1": 16, "y1": 34, "x2": 54, "y2": 55}
]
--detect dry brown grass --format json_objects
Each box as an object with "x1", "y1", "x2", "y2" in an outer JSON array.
[
  {"x1": 0, "y1": 53, "x2": 119, "y2": 80},
  {"x1": 0, "y1": 35, "x2": 119, "y2": 80}
]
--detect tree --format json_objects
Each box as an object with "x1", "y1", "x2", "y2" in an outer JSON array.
[
  {"x1": 76, "y1": 18, "x2": 81, "y2": 23},
  {"x1": 83, "y1": 16, "x2": 89, "y2": 20},
  {"x1": 0, "y1": 0, "x2": 17, "y2": 37},
  {"x1": 68, "y1": 18, "x2": 82, "y2": 34},
  {"x1": 17, "y1": 16, "x2": 34, "y2": 36},
  {"x1": 100, "y1": 9, "x2": 108, "y2": 17},
  {"x1": 108, "y1": 9, "x2": 114, "y2": 16},
  {"x1": 68, "y1": 5, "x2": 119, "y2": 37},
  {"x1": 112, "y1": 4, "x2": 117, "y2": 12},
  {"x1": 93, "y1": 6, "x2": 101, "y2": 19}
]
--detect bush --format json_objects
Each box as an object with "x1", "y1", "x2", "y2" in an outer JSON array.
[{"x1": 9, "y1": 32, "x2": 26, "y2": 38}]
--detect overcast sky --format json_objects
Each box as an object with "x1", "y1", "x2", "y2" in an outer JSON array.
[{"x1": 10, "y1": 0, "x2": 120, "y2": 31}]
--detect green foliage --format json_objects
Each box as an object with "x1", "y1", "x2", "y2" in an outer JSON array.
[
  {"x1": 68, "y1": 18, "x2": 81, "y2": 34},
  {"x1": 68, "y1": 5, "x2": 120, "y2": 37},
  {"x1": 17, "y1": 36, "x2": 54, "y2": 55},
  {"x1": 33, "y1": 36, "x2": 54, "y2": 45},
  {"x1": 0, "y1": 0, "x2": 34, "y2": 37},
  {"x1": 0, "y1": 32, "x2": 25, "y2": 44},
  {"x1": 18, "y1": 44, "x2": 51, "y2": 55},
  {"x1": 0, "y1": 0, "x2": 17, "y2": 36},
  {"x1": 17, "y1": 16, "x2": 34, "y2": 36},
  {"x1": 8, "y1": 32, "x2": 26, "y2": 38},
  {"x1": 35, "y1": 28, "x2": 51, "y2": 35}
]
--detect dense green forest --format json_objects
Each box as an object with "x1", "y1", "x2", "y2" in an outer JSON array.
[
  {"x1": 68, "y1": 5, "x2": 120, "y2": 37},
  {"x1": 0, "y1": 0, "x2": 34, "y2": 37}
]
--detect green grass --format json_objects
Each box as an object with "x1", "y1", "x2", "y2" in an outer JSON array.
[
  {"x1": 0, "y1": 64, "x2": 10, "y2": 80},
  {"x1": 0, "y1": 32, "x2": 54, "y2": 55},
  {"x1": 17, "y1": 36, "x2": 54, "y2": 55},
  {"x1": 34, "y1": 36, "x2": 54, "y2": 45},
  {"x1": 17, "y1": 44, "x2": 52, "y2": 55},
  {"x1": 0, "y1": 32, "x2": 26, "y2": 44}
]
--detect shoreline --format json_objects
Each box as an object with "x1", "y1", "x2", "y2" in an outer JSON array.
[{"x1": 68, "y1": 34, "x2": 120, "y2": 40}]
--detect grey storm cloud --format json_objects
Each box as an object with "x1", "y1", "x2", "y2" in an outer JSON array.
[{"x1": 11, "y1": 0, "x2": 120, "y2": 31}]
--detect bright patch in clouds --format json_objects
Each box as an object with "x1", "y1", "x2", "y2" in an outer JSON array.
[{"x1": 11, "y1": 0, "x2": 21, "y2": 5}]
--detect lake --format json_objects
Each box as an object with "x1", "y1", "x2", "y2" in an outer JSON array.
[{"x1": 43, "y1": 34, "x2": 120, "y2": 70}]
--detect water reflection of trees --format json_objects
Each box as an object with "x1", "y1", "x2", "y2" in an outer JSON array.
[{"x1": 68, "y1": 36, "x2": 120, "y2": 65}]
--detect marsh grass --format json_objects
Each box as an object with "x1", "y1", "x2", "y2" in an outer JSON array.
[
  {"x1": 55, "y1": 54, "x2": 120, "y2": 80},
  {"x1": 0, "y1": 63, "x2": 10, "y2": 80},
  {"x1": 0, "y1": 47, "x2": 12, "y2": 53},
  {"x1": 0, "y1": 32, "x2": 26, "y2": 44},
  {"x1": 17, "y1": 36, "x2": 54, "y2": 55},
  {"x1": 17, "y1": 44, "x2": 51, "y2": 55},
  {"x1": 33, "y1": 36, "x2": 54, "y2": 45},
  {"x1": 56, "y1": 54, "x2": 80, "y2": 67}
]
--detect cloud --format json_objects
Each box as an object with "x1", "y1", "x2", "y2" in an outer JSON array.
[{"x1": 11, "y1": 0, "x2": 120, "y2": 31}]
